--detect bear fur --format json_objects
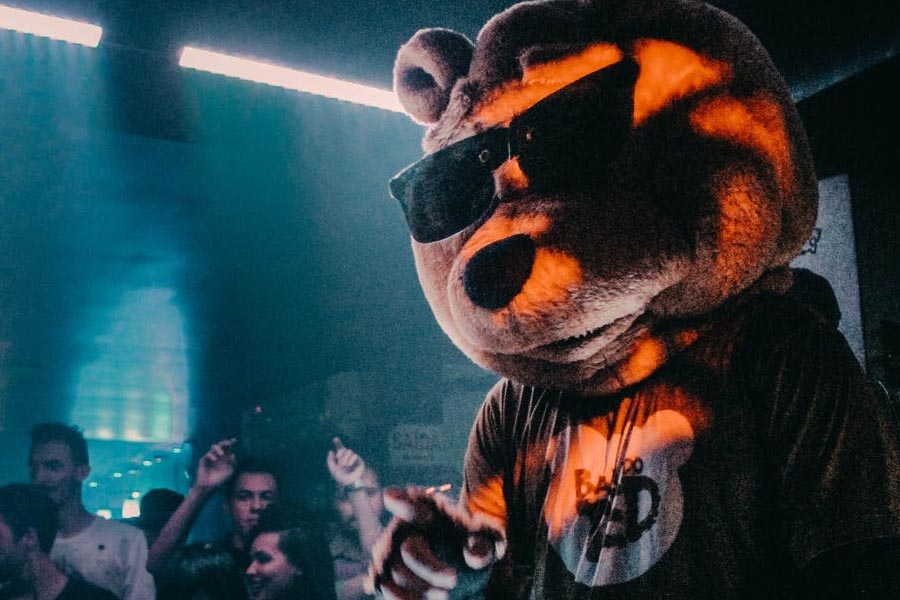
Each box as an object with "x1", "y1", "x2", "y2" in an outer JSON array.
[
  {"x1": 377, "y1": 0, "x2": 900, "y2": 597},
  {"x1": 393, "y1": 0, "x2": 817, "y2": 396}
]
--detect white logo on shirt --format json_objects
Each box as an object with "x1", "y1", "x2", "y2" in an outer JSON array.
[{"x1": 543, "y1": 406, "x2": 695, "y2": 586}]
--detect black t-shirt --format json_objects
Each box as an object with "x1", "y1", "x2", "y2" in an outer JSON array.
[
  {"x1": 214, "y1": 537, "x2": 251, "y2": 573},
  {"x1": 56, "y1": 577, "x2": 119, "y2": 600},
  {"x1": 463, "y1": 295, "x2": 900, "y2": 598}
]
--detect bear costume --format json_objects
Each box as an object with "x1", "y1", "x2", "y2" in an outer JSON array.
[{"x1": 376, "y1": 0, "x2": 900, "y2": 597}]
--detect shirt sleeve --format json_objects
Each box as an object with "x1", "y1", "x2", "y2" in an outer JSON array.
[
  {"x1": 461, "y1": 379, "x2": 512, "y2": 526},
  {"x1": 121, "y1": 528, "x2": 156, "y2": 600},
  {"x1": 741, "y1": 303, "x2": 900, "y2": 567}
]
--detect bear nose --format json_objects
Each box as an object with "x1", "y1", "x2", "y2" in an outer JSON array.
[{"x1": 463, "y1": 234, "x2": 536, "y2": 309}]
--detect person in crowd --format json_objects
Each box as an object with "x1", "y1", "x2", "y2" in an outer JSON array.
[
  {"x1": 246, "y1": 501, "x2": 336, "y2": 600},
  {"x1": 124, "y1": 488, "x2": 185, "y2": 548},
  {"x1": 148, "y1": 438, "x2": 280, "y2": 573},
  {"x1": 154, "y1": 541, "x2": 249, "y2": 600},
  {"x1": 0, "y1": 483, "x2": 119, "y2": 600},
  {"x1": 28, "y1": 423, "x2": 155, "y2": 600},
  {"x1": 325, "y1": 438, "x2": 384, "y2": 600}
]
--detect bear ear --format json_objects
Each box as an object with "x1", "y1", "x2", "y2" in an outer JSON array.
[{"x1": 393, "y1": 28, "x2": 474, "y2": 124}]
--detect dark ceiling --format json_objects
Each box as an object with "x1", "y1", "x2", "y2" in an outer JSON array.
[
  {"x1": 1, "y1": 0, "x2": 898, "y2": 508},
  {"x1": 16, "y1": 0, "x2": 900, "y2": 96}
]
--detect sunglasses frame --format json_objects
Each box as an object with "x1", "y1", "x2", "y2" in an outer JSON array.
[{"x1": 390, "y1": 57, "x2": 640, "y2": 243}]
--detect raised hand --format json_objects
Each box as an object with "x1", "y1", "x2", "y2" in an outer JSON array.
[
  {"x1": 369, "y1": 487, "x2": 506, "y2": 600},
  {"x1": 327, "y1": 437, "x2": 366, "y2": 486},
  {"x1": 194, "y1": 437, "x2": 237, "y2": 494},
  {"x1": 148, "y1": 437, "x2": 238, "y2": 573}
]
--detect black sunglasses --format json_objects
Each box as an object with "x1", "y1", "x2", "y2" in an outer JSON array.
[{"x1": 389, "y1": 57, "x2": 639, "y2": 243}]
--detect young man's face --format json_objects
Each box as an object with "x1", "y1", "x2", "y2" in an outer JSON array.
[
  {"x1": 227, "y1": 472, "x2": 278, "y2": 538},
  {"x1": 28, "y1": 441, "x2": 88, "y2": 506}
]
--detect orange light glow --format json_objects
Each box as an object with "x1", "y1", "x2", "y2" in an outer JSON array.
[
  {"x1": 465, "y1": 475, "x2": 507, "y2": 524},
  {"x1": 689, "y1": 95, "x2": 793, "y2": 196},
  {"x1": 462, "y1": 215, "x2": 582, "y2": 319},
  {"x1": 461, "y1": 214, "x2": 552, "y2": 261},
  {"x1": 619, "y1": 337, "x2": 666, "y2": 383},
  {"x1": 675, "y1": 329, "x2": 699, "y2": 347},
  {"x1": 493, "y1": 158, "x2": 530, "y2": 194},
  {"x1": 632, "y1": 39, "x2": 730, "y2": 126},
  {"x1": 475, "y1": 43, "x2": 624, "y2": 127},
  {"x1": 505, "y1": 248, "x2": 582, "y2": 318}
]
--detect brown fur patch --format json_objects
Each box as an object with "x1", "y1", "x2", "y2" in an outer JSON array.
[
  {"x1": 473, "y1": 43, "x2": 623, "y2": 128},
  {"x1": 494, "y1": 158, "x2": 530, "y2": 197},
  {"x1": 712, "y1": 172, "x2": 780, "y2": 294},
  {"x1": 689, "y1": 95, "x2": 794, "y2": 197},
  {"x1": 618, "y1": 337, "x2": 667, "y2": 383},
  {"x1": 460, "y1": 213, "x2": 582, "y2": 320},
  {"x1": 461, "y1": 214, "x2": 552, "y2": 261},
  {"x1": 632, "y1": 39, "x2": 731, "y2": 126},
  {"x1": 473, "y1": 39, "x2": 730, "y2": 133},
  {"x1": 502, "y1": 248, "x2": 583, "y2": 320}
]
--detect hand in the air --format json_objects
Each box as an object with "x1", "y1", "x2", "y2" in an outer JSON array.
[
  {"x1": 327, "y1": 437, "x2": 366, "y2": 486},
  {"x1": 194, "y1": 438, "x2": 237, "y2": 494},
  {"x1": 368, "y1": 487, "x2": 506, "y2": 600}
]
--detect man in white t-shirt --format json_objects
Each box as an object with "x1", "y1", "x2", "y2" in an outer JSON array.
[
  {"x1": 28, "y1": 423, "x2": 156, "y2": 600},
  {"x1": 0, "y1": 483, "x2": 119, "y2": 600}
]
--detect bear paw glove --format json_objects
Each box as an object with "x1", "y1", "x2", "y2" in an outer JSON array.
[{"x1": 370, "y1": 487, "x2": 506, "y2": 600}]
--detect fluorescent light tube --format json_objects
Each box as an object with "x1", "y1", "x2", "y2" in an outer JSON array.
[
  {"x1": 0, "y1": 4, "x2": 102, "y2": 47},
  {"x1": 179, "y1": 46, "x2": 405, "y2": 113}
]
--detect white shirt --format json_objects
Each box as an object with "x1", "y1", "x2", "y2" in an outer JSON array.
[{"x1": 50, "y1": 516, "x2": 155, "y2": 600}]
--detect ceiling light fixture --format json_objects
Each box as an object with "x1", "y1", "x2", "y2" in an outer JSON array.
[
  {"x1": 0, "y1": 4, "x2": 101, "y2": 47},
  {"x1": 179, "y1": 46, "x2": 404, "y2": 113}
]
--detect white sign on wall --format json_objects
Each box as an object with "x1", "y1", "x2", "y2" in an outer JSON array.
[
  {"x1": 791, "y1": 174, "x2": 865, "y2": 365},
  {"x1": 389, "y1": 423, "x2": 443, "y2": 467}
]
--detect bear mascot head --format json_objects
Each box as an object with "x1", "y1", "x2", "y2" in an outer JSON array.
[
  {"x1": 372, "y1": 0, "x2": 900, "y2": 598},
  {"x1": 390, "y1": 0, "x2": 816, "y2": 395}
]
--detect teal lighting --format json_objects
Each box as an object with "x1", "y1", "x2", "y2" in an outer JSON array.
[{"x1": 73, "y1": 288, "x2": 190, "y2": 444}]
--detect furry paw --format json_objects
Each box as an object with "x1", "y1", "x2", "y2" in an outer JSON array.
[{"x1": 369, "y1": 487, "x2": 506, "y2": 600}]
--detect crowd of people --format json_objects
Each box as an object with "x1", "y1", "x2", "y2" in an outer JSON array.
[{"x1": 0, "y1": 423, "x2": 399, "y2": 600}]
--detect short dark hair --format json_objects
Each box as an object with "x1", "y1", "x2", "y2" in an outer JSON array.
[
  {"x1": 253, "y1": 501, "x2": 336, "y2": 600},
  {"x1": 0, "y1": 484, "x2": 59, "y2": 552},
  {"x1": 155, "y1": 542, "x2": 249, "y2": 600},
  {"x1": 29, "y1": 423, "x2": 89, "y2": 466},
  {"x1": 138, "y1": 488, "x2": 185, "y2": 532},
  {"x1": 224, "y1": 456, "x2": 281, "y2": 500}
]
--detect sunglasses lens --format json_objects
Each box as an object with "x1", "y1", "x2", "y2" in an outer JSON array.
[
  {"x1": 390, "y1": 129, "x2": 507, "y2": 243},
  {"x1": 515, "y1": 57, "x2": 638, "y2": 189},
  {"x1": 390, "y1": 58, "x2": 639, "y2": 242}
]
